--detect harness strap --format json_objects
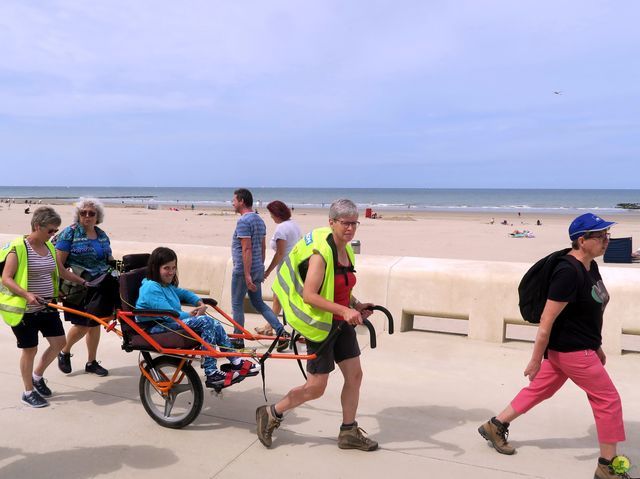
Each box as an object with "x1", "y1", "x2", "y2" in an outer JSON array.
[
  {"x1": 292, "y1": 332, "x2": 307, "y2": 380},
  {"x1": 259, "y1": 329, "x2": 284, "y2": 402},
  {"x1": 224, "y1": 370, "x2": 235, "y2": 387},
  {"x1": 238, "y1": 360, "x2": 252, "y2": 377}
]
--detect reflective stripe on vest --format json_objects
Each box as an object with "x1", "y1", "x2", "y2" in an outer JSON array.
[
  {"x1": 0, "y1": 237, "x2": 59, "y2": 326},
  {"x1": 272, "y1": 227, "x2": 355, "y2": 342}
]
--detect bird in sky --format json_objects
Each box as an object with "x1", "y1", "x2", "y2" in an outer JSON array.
[{"x1": 553, "y1": 91, "x2": 563, "y2": 95}]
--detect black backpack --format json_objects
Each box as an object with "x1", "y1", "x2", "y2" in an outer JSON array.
[{"x1": 518, "y1": 248, "x2": 583, "y2": 323}]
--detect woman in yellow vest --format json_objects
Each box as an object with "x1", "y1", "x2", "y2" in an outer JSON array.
[
  {"x1": 0, "y1": 207, "x2": 85, "y2": 408},
  {"x1": 256, "y1": 199, "x2": 378, "y2": 451}
]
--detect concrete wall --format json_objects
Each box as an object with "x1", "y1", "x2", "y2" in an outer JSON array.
[{"x1": 2, "y1": 234, "x2": 639, "y2": 354}]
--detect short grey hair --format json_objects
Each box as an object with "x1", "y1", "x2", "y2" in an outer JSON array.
[
  {"x1": 329, "y1": 199, "x2": 358, "y2": 220},
  {"x1": 31, "y1": 207, "x2": 61, "y2": 231},
  {"x1": 73, "y1": 197, "x2": 105, "y2": 224}
]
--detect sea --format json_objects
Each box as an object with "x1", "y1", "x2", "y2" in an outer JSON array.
[{"x1": 1, "y1": 186, "x2": 640, "y2": 214}]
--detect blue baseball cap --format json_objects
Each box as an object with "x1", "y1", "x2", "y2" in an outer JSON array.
[{"x1": 569, "y1": 213, "x2": 616, "y2": 241}]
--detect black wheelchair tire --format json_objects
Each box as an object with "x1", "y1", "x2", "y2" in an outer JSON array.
[{"x1": 139, "y1": 355, "x2": 204, "y2": 429}]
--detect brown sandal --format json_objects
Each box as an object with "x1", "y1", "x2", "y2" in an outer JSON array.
[{"x1": 254, "y1": 325, "x2": 274, "y2": 335}]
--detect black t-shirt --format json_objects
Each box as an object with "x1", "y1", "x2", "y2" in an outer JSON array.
[{"x1": 546, "y1": 257, "x2": 609, "y2": 352}]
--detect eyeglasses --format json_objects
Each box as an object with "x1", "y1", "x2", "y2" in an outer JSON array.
[
  {"x1": 335, "y1": 219, "x2": 360, "y2": 228},
  {"x1": 584, "y1": 231, "x2": 611, "y2": 241},
  {"x1": 46, "y1": 228, "x2": 59, "y2": 235},
  {"x1": 79, "y1": 210, "x2": 97, "y2": 218}
]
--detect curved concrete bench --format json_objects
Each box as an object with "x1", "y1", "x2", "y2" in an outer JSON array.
[{"x1": 2, "y1": 233, "x2": 639, "y2": 354}]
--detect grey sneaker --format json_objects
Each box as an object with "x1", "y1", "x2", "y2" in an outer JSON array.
[
  {"x1": 32, "y1": 377, "x2": 52, "y2": 397},
  {"x1": 256, "y1": 405, "x2": 282, "y2": 448},
  {"x1": 338, "y1": 422, "x2": 378, "y2": 451},
  {"x1": 21, "y1": 391, "x2": 49, "y2": 408},
  {"x1": 478, "y1": 417, "x2": 515, "y2": 455}
]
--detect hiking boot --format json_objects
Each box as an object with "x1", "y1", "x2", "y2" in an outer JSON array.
[
  {"x1": 478, "y1": 417, "x2": 515, "y2": 455},
  {"x1": 85, "y1": 360, "x2": 109, "y2": 376},
  {"x1": 595, "y1": 457, "x2": 637, "y2": 479},
  {"x1": 276, "y1": 331, "x2": 291, "y2": 352},
  {"x1": 338, "y1": 422, "x2": 379, "y2": 451},
  {"x1": 21, "y1": 391, "x2": 49, "y2": 408},
  {"x1": 58, "y1": 352, "x2": 72, "y2": 374},
  {"x1": 256, "y1": 405, "x2": 282, "y2": 448},
  {"x1": 32, "y1": 377, "x2": 52, "y2": 397}
]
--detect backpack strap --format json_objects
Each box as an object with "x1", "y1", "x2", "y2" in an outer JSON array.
[{"x1": 560, "y1": 254, "x2": 586, "y2": 290}]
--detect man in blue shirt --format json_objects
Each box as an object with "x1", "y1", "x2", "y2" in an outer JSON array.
[{"x1": 231, "y1": 189, "x2": 286, "y2": 348}]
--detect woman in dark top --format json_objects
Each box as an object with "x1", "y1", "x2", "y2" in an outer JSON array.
[{"x1": 478, "y1": 213, "x2": 632, "y2": 479}]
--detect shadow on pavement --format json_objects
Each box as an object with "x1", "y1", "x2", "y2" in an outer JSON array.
[{"x1": 0, "y1": 445, "x2": 178, "y2": 479}]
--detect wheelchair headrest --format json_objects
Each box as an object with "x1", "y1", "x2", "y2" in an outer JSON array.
[
  {"x1": 121, "y1": 253, "x2": 151, "y2": 273},
  {"x1": 119, "y1": 266, "x2": 148, "y2": 312}
]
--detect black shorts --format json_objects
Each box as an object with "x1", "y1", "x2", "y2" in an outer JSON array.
[
  {"x1": 64, "y1": 275, "x2": 120, "y2": 327},
  {"x1": 12, "y1": 309, "x2": 65, "y2": 349},
  {"x1": 306, "y1": 320, "x2": 360, "y2": 375}
]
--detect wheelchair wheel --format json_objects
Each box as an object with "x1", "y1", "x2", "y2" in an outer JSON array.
[{"x1": 139, "y1": 355, "x2": 204, "y2": 429}]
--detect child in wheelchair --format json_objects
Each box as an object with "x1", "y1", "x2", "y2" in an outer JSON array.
[{"x1": 135, "y1": 247, "x2": 259, "y2": 389}]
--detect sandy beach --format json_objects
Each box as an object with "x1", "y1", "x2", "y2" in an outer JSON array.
[{"x1": 2, "y1": 201, "x2": 640, "y2": 264}]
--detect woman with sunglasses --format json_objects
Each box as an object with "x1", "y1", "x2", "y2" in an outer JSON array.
[
  {"x1": 478, "y1": 213, "x2": 632, "y2": 479},
  {"x1": 54, "y1": 198, "x2": 119, "y2": 377},
  {"x1": 256, "y1": 199, "x2": 378, "y2": 451},
  {"x1": 1, "y1": 207, "x2": 86, "y2": 407}
]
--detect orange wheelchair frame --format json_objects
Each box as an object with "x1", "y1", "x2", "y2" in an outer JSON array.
[{"x1": 46, "y1": 298, "x2": 393, "y2": 429}]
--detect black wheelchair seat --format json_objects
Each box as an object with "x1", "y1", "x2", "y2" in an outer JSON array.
[{"x1": 119, "y1": 265, "x2": 200, "y2": 352}]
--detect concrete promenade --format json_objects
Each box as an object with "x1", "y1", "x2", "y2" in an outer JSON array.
[{"x1": 0, "y1": 312, "x2": 638, "y2": 479}]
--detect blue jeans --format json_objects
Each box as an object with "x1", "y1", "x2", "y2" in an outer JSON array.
[
  {"x1": 231, "y1": 272, "x2": 283, "y2": 335},
  {"x1": 148, "y1": 315, "x2": 231, "y2": 376}
]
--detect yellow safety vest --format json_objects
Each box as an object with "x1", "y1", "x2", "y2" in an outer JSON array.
[
  {"x1": 272, "y1": 227, "x2": 355, "y2": 342},
  {"x1": 0, "y1": 237, "x2": 59, "y2": 326}
]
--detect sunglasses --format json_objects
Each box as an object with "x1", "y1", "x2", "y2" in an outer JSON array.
[
  {"x1": 79, "y1": 210, "x2": 97, "y2": 218},
  {"x1": 41, "y1": 226, "x2": 59, "y2": 235}
]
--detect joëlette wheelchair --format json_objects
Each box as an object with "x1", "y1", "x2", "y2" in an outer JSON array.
[{"x1": 47, "y1": 253, "x2": 394, "y2": 429}]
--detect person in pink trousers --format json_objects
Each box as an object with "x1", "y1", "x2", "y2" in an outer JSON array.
[{"x1": 478, "y1": 213, "x2": 635, "y2": 479}]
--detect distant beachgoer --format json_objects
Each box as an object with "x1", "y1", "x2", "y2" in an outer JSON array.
[
  {"x1": 230, "y1": 188, "x2": 285, "y2": 349},
  {"x1": 257, "y1": 199, "x2": 377, "y2": 451},
  {"x1": 1, "y1": 207, "x2": 85, "y2": 407},
  {"x1": 24, "y1": 207, "x2": 30, "y2": 215},
  {"x1": 501, "y1": 220, "x2": 508, "y2": 225},
  {"x1": 536, "y1": 219, "x2": 542, "y2": 226},
  {"x1": 255, "y1": 201, "x2": 302, "y2": 338},
  {"x1": 490, "y1": 218, "x2": 495, "y2": 225},
  {"x1": 478, "y1": 213, "x2": 633, "y2": 479},
  {"x1": 55, "y1": 198, "x2": 120, "y2": 377}
]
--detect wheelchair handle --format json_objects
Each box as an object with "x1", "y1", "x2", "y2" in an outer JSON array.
[
  {"x1": 362, "y1": 305, "x2": 394, "y2": 335},
  {"x1": 360, "y1": 319, "x2": 377, "y2": 349},
  {"x1": 202, "y1": 298, "x2": 219, "y2": 307}
]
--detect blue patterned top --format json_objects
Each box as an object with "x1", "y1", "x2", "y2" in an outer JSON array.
[{"x1": 54, "y1": 223, "x2": 112, "y2": 277}]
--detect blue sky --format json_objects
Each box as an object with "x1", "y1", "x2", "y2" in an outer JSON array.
[{"x1": 1, "y1": 1, "x2": 639, "y2": 188}]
